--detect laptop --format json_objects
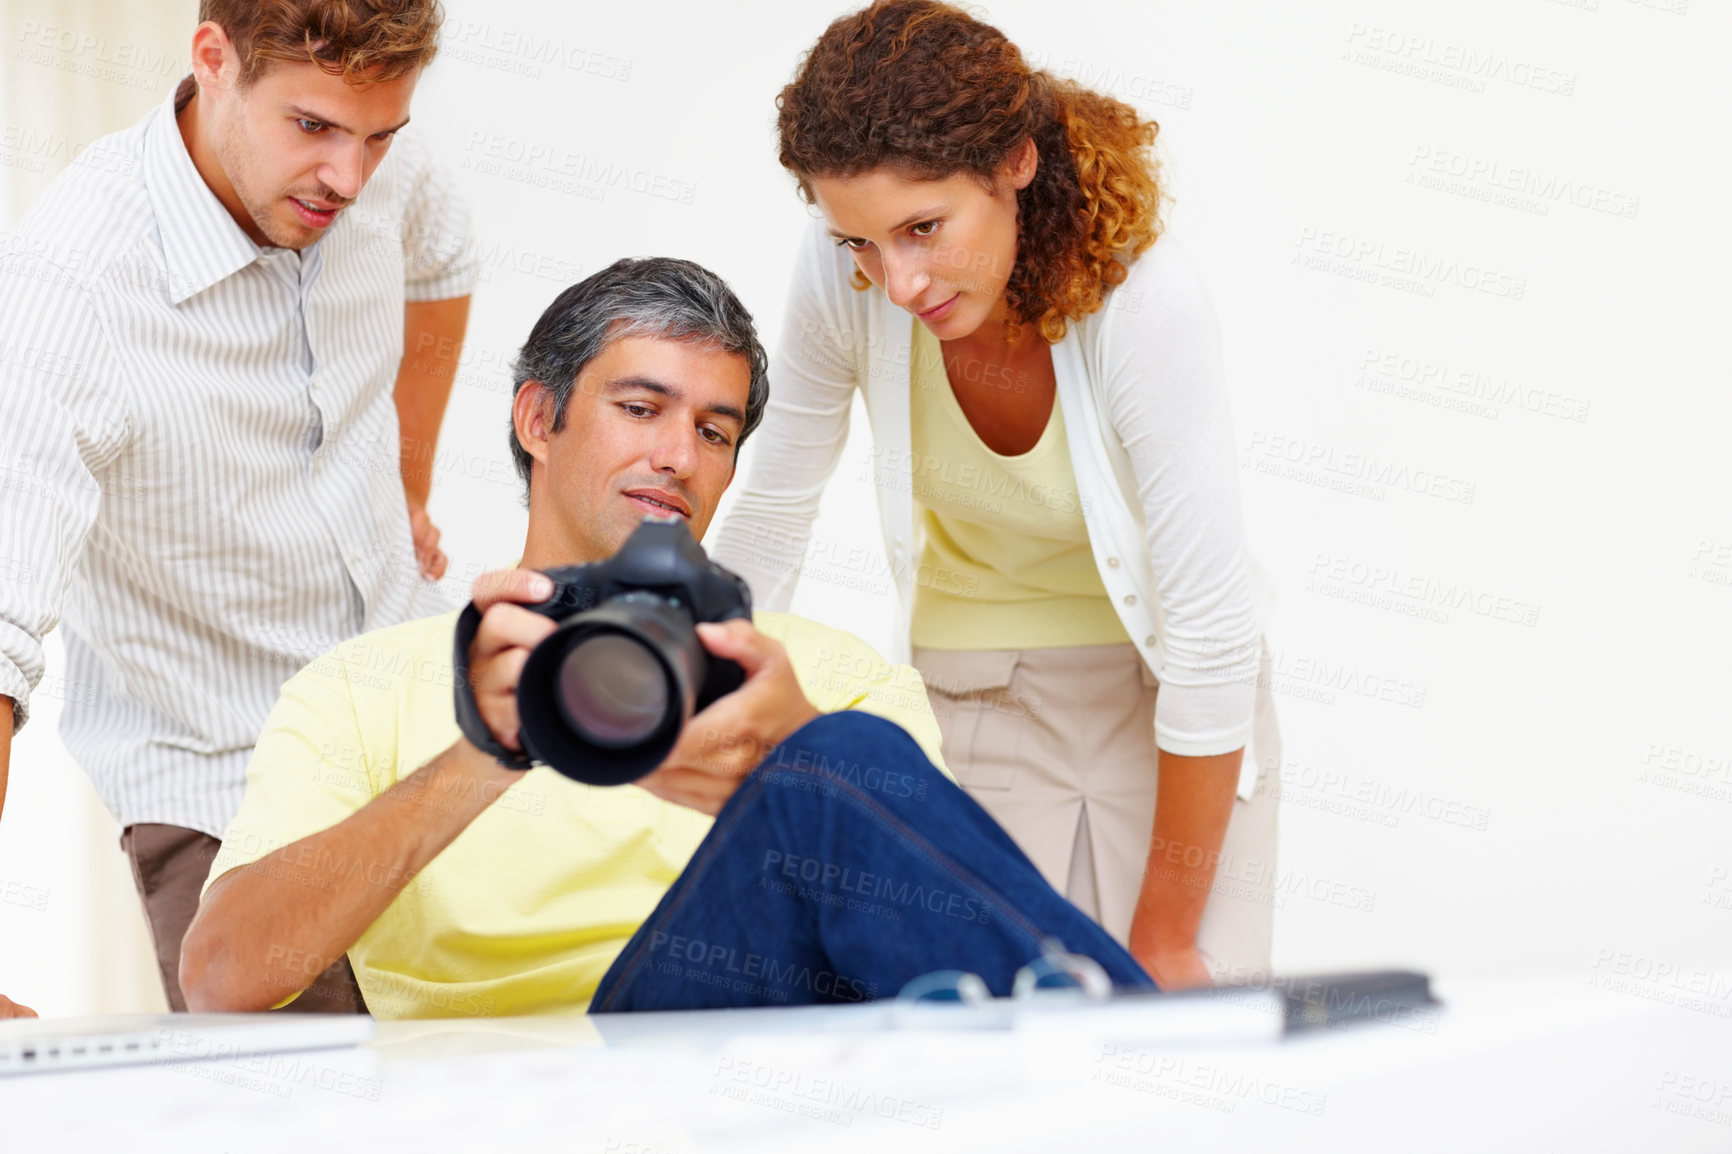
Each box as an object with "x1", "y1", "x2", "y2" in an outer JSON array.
[{"x1": 0, "y1": 1013, "x2": 376, "y2": 1076}]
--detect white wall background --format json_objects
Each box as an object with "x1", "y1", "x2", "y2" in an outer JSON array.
[{"x1": 2, "y1": 0, "x2": 1728, "y2": 1017}]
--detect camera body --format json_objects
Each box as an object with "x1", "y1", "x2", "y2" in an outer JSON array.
[{"x1": 453, "y1": 518, "x2": 752, "y2": 786}]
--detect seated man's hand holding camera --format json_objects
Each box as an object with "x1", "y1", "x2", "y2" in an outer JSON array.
[
  {"x1": 641, "y1": 618, "x2": 819, "y2": 815},
  {"x1": 464, "y1": 566, "x2": 560, "y2": 758},
  {"x1": 466, "y1": 566, "x2": 819, "y2": 816}
]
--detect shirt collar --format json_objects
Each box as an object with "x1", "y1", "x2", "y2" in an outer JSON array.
[{"x1": 143, "y1": 76, "x2": 264, "y2": 305}]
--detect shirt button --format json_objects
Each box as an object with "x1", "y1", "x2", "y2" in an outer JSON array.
[
  {"x1": 1123, "y1": 594, "x2": 1138, "y2": 607},
  {"x1": 1106, "y1": 557, "x2": 1121, "y2": 568}
]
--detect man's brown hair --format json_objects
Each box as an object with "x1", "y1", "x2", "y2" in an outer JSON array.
[{"x1": 199, "y1": 0, "x2": 443, "y2": 85}]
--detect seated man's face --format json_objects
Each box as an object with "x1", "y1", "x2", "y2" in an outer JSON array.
[{"x1": 533, "y1": 334, "x2": 750, "y2": 562}]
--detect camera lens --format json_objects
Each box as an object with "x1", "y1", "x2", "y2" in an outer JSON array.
[
  {"x1": 555, "y1": 632, "x2": 669, "y2": 748},
  {"x1": 517, "y1": 595, "x2": 700, "y2": 784},
  {"x1": 459, "y1": 522, "x2": 751, "y2": 787}
]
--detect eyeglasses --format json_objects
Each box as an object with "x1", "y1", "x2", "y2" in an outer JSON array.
[{"x1": 895, "y1": 937, "x2": 1112, "y2": 1006}]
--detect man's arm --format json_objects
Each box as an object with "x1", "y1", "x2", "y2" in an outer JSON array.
[
  {"x1": 0, "y1": 243, "x2": 128, "y2": 1020},
  {"x1": 395, "y1": 295, "x2": 471, "y2": 580},
  {"x1": 180, "y1": 566, "x2": 548, "y2": 1013},
  {"x1": 181, "y1": 737, "x2": 517, "y2": 1011},
  {"x1": 1126, "y1": 748, "x2": 1242, "y2": 990},
  {"x1": 1, "y1": 696, "x2": 11, "y2": 825},
  {"x1": 0, "y1": 697, "x2": 37, "y2": 1018}
]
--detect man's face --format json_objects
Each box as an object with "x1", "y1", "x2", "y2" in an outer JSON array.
[
  {"x1": 207, "y1": 58, "x2": 417, "y2": 249},
  {"x1": 525, "y1": 335, "x2": 751, "y2": 564}
]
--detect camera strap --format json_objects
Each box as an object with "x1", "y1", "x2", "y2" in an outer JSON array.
[{"x1": 451, "y1": 602, "x2": 538, "y2": 772}]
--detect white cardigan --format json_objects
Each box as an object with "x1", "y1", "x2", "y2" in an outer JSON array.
[{"x1": 713, "y1": 219, "x2": 1273, "y2": 798}]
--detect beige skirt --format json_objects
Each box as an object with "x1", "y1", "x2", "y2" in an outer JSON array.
[{"x1": 912, "y1": 642, "x2": 1280, "y2": 984}]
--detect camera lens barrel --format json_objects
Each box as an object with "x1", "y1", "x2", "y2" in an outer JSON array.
[
  {"x1": 515, "y1": 593, "x2": 705, "y2": 786},
  {"x1": 556, "y1": 633, "x2": 668, "y2": 748},
  {"x1": 452, "y1": 519, "x2": 752, "y2": 784}
]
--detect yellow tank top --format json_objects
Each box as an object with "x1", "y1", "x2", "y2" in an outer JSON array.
[{"x1": 908, "y1": 324, "x2": 1130, "y2": 650}]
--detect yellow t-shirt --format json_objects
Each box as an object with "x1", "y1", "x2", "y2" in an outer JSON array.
[
  {"x1": 908, "y1": 324, "x2": 1130, "y2": 650},
  {"x1": 203, "y1": 609, "x2": 948, "y2": 1020}
]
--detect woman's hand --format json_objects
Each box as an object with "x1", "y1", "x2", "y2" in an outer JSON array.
[
  {"x1": 1127, "y1": 748, "x2": 1242, "y2": 991},
  {"x1": 0, "y1": 992, "x2": 38, "y2": 1019},
  {"x1": 1134, "y1": 943, "x2": 1213, "y2": 991}
]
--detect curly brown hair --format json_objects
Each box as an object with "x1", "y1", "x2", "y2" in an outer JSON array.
[
  {"x1": 776, "y1": 0, "x2": 1163, "y2": 344},
  {"x1": 199, "y1": 0, "x2": 443, "y2": 85}
]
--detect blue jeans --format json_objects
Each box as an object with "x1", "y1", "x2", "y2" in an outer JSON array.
[{"x1": 590, "y1": 711, "x2": 1156, "y2": 1012}]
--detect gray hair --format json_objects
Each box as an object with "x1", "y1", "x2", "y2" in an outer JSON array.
[{"x1": 507, "y1": 257, "x2": 771, "y2": 497}]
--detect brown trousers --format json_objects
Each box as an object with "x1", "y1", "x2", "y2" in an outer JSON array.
[{"x1": 120, "y1": 823, "x2": 367, "y2": 1013}]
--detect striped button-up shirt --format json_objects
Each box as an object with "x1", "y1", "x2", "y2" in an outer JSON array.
[{"x1": 0, "y1": 81, "x2": 477, "y2": 836}]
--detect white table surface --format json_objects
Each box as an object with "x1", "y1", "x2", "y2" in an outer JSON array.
[{"x1": 4, "y1": 972, "x2": 1729, "y2": 1153}]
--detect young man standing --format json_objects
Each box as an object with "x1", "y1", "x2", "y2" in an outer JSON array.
[
  {"x1": 0, "y1": 1, "x2": 474, "y2": 1017},
  {"x1": 178, "y1": 258, "x2": 1153, "y2": 1017}
]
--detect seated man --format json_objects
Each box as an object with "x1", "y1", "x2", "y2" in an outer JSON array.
[{"x1": 180, "y1": 257, "x2": 1154, "y2": 1017}]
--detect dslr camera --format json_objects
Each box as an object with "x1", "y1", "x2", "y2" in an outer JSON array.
[{"x1": 453, "y1": 518, "x2": 752, "y2": 786}]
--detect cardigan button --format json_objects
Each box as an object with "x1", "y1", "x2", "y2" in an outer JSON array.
[
  {"x1": 1144, "y1": 635, "x2": 1157, "y2": 648},
  {"x1": 1122, "y1": 594, "x2": 1138, "y2": 607},
  {"x1": 1106, "y1": 556, "x2": 1120, "y2": 568}
]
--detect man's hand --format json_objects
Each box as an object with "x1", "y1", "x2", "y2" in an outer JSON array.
[
  {"x1": 0, "y1": 993, "x2": 37, "y2": 1019},
  {"x1": 466, "y1": 568, "x2": 559, "y2": 753},
  {"x1": 408, "y1": 501, "x2": 448, "y2": 581},
  {"x1": 395, "y1": 294, "x2": 469, "y2": 578},
  {"x1": 0, "y1": 705, "x2": 26, "y2": 1017},
  {"x1": 637, "y1": 619, "x2": 820, "y2": 816}
]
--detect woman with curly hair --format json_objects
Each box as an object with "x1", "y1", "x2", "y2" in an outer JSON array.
[{"x1": 712, "y1": 0, "x2": 1279, "y2": 990}]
